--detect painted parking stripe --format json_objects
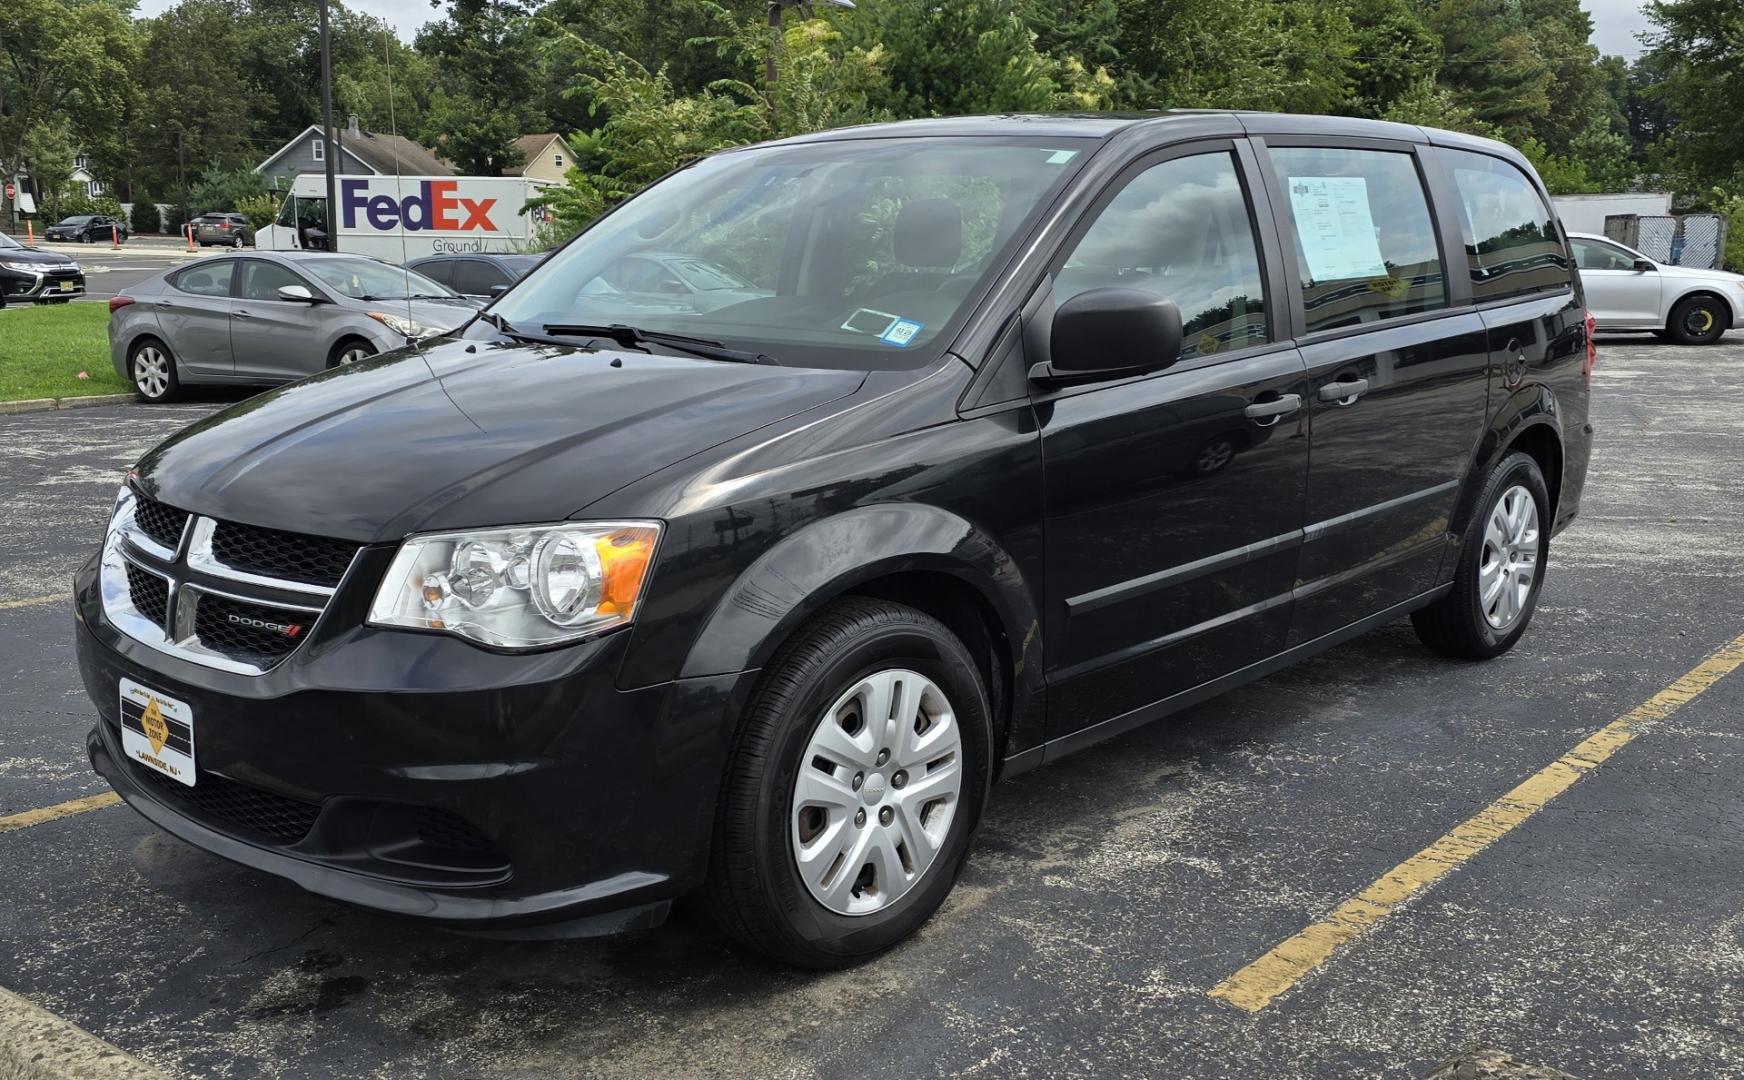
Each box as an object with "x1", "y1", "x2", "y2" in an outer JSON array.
[
  {"x1": 1208, "y1": 630, "x2": 1744, "y2": 1013},
  {"x1": 0, "y1": 593, "x2": 70, "y2": 610},
  {"x1": 0, "y1": 793, "x2": 121, "y2": 835}
]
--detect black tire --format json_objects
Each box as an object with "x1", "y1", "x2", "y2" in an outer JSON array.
[
  {"x1": 1412, "y1": 451, "x2": 1550, "y2": 659},
  {"x1": 128, "y1": 338, "x2": 182, "y2": 403},
  {"x1": 1667, "y1": 294, "x2": 1728, "y2": 345},
  {"x1": 704, "y1": 597, "x2": 993, "y2": 969},
  {"x1": 327, "y1": 338, "x2": 377, "y2": 368}
]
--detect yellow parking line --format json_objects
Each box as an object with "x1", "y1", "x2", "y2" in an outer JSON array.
[
  {"x1": 1208, "y1": 630, "x2": 1744, "y2": 1013},
  {"x1": 0, "y1": 792, "x2": 121, "y2": 834},
  {"x1": 0, "y1": 593, "x2": 70, "y2": 610}
]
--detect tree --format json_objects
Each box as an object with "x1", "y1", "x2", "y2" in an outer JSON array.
[
  {"x1": 417, "y1": 0, "x2": 544, "y2": 173},
  {"x1": 0, "y1": 0, "x2": 137, "y2": 195},
  {"x1": 1638, "y1": 0, "x2": 1744, "y2": 191},
  {"x1": 1344, "y1": 0, "x2": 1441, "y2": 117},
  {"x1": 20, "y1": 120, "x2": 77, "y2": 218},
  {"x1": 133, "y1": 0, "x2": 268, "y2": 196},
  {"x1": 1421, "y1": 0, "x2": 1552, "y2": 140}
]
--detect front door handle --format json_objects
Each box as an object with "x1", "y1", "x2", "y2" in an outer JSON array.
[
  {"x1": 232, "y1": 309, "x2": 253, "y2": 319},
  {"x1": 1244, "y1": 394, "x2": 1302, "y2": 423},
  {"x1": 156, "y1": 299, "x2": 175, "y2": 309},
  {"x1": 1317, "y1": 378, "x2": 1369, "y2": 403}
]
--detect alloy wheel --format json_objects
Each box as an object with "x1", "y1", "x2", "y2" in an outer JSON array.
[
  {"x1": 337, "y1": 347, "x2": 372, "y2": 365},
  {"x1": 791, "y1": 669, "x2": 964, "y2": 916},
  {"x1": 133, "y1": 347, "x2": 170, "y2": 399},
  {"x1": 1478, "y1": 484, "x2": 1540, "y2": 630}
]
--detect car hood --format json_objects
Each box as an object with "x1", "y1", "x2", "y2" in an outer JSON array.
[
  {"x1": 1654, "y1": 264, "x2": 1744, "y2": 285},
  {"x1": 132, "y1": 338, "x2": 866, "y2": 542},
  {"x1": 0, "y1": 247, "x2": 79, "y2": 268}
]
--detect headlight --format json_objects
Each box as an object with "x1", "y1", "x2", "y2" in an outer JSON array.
[
  {"x1": 368, "y1": 311, "x2": 447, "y2": 339},
  {"x1": 0, "y1": 260, "x2": 43, "y2": 273},
  {"x1": 368, "y1": 521, "x2": 661, "y2": 649}
]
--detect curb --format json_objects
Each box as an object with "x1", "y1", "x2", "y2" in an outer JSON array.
[
  {"x1": 0, "y1": 986, "x2": 167, "y2": 1080},
  {"x1": 0, "y1": 394, "x2": 134, "y2": 416}
]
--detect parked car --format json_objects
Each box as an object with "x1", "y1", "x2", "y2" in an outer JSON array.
[
  {"x1": 76, "y1": 112, "x2": 1592, "y2": 968},
  {"x1": 191, "y1": 212, "x2": 253, "y2": 248},
  {"x1": 0, "y1": 231, "x2": 84, "y2": 306},
  {"x1": 106, "y1": 252, "x2": 476, "y2": 401},
  {"x1": 45, "y1": 214, "x2": 127, "y2": 244},
  {"x1": 1569, "y1": 232, "x2": 1744, "y2": 345},
  {"x1": 407, "y1": 252, "x2": 542, "y2": 301}
]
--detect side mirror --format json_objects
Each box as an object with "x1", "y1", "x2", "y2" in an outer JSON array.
[
  {"x1": 277, "y1": 284, "x2": 319, "y2": 303},
  {"x1": 1632, "y1": 258, "x2": 1656, "y2": 272},
  {"x1": 1034, "y1": 287, "x2": 1183, "y2": 380},
  {"x1": 488, "y1": 284, "x2": 508, "y2": 297}
]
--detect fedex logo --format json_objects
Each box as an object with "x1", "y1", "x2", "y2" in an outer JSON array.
[{"x1": 340, "y1": 180, "x2": 498, "y2": 232}]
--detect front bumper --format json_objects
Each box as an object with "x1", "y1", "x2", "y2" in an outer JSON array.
[
  {"x1": 74, "y1": 554, "x2": 758, "y2": 933},
  {"x1": 1, "y1": 265, "x2": 84, "y2": 302}
]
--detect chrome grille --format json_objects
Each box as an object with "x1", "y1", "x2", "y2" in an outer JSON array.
[
  {"x1": 103, "y1": 489, "x2": 360, "y2": 675},
  {"x1": 210, "y1": 520, "x2": 357, "y2": 589},
  {"x1": 131, "y1": 496, "x2": 189, "y2": 552}
]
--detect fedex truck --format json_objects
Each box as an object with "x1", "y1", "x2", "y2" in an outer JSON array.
[{"x1": 255, "y1": 174, "x2": 557, "y2": 263}]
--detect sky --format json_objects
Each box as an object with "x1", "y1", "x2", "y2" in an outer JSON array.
[{"x1": 133, "y1": 0, "x2": 1657, "y2": 60}]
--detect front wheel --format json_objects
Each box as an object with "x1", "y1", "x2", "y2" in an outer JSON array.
[
  {"x1": 1667, "y1": 295, "x2": 1728, "y2": 345},
  {"x1": 328, "y1": 339, "x2": 377, "y2": 368},
  {"x1": 704, "y1": 598, "x2": 992, "y2": 968},
  {"x1": 1412, "y1": 452, "x2": 1550, "y2": 658}
]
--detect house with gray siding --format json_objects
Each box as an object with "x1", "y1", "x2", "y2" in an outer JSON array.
[{"x1": 255, "y1": 116, "x2": 454, "y2": 188}]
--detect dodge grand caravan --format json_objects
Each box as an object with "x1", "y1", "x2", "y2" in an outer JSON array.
[{"x1": 74, "y1": 112, "x2": 1593, "y2": 968}]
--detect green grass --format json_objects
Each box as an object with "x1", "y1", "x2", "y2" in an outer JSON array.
[{"x1": 0, "y1": 303, "x2": 130, "y2": 402}]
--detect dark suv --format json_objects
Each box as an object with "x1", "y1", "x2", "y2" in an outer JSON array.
[
  {"x1": 74, "y1": 112, "x2": 1592, "y2": 968},
  {"x1": 191, "y1": 213, "x2": 252, "y2": 248}
]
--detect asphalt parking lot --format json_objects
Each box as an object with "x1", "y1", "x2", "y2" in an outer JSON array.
[{"x1": 3, "y1": 336, "x2": 1743, "y2": 1078}]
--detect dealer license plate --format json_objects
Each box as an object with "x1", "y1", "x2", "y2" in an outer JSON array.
[
  {"x1": 119, "y1": 678, "x2": 196, "y2": 787},
  {"x1": 57, "y1": 280, "x2": 73, "y2": 292}
]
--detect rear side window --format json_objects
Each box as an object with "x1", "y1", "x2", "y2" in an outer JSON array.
[
  {"x1": 172, "y1": 262, "x2": 234, "y2": 297},
  {"x1": 1056, "y1": 151, "x2": 1268, "y2": 360},
  {"x1": 1267, "y1": 146, "x2": 1447, "y2": 334},
  {"x1": 1444, "y1": 150, "x2": 1570, "y2": 301}
]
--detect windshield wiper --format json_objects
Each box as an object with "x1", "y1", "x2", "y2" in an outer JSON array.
[
  {"x1": 544, "y1": 323, "x2": 779, "y2": 365},
  {"x1": 475, "y1": 310, "x2": 585, "y2": 348}
]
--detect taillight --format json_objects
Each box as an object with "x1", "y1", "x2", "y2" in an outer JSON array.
[
  {"x1": 219, "y1": 222, "x2": 230, "y2": 230},
  {"x1": 1583, "y1": 309, "x2": 1597, "y2": 385},
  {"x1": 108, "y1": 295, "x2": 135, "y2": 315}
]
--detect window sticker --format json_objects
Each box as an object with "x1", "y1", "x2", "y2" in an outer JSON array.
[
  {"x1": 1043, "y1": 149, "x2": 1079, "y2": 165},
  {"x1": 1286, "y1": 176, "x2": 1388, "y2": 282},
  {"x1": 841, "y1": 307, "x2": 900, "y2": 336},
  {"x1": 880, "y1": 319, "x2": 924, "y2": 347}
]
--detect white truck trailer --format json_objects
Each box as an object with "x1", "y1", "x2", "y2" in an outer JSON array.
[{"x1": 255, "y1": 174, "x2": 556, "y2": 264}]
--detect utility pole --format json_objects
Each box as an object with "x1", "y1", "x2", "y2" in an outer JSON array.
[
  {"x1": 319, "y1": 0, "x2": 339, "y2": 252},
  {"x1": 177, "y1": 130, "x2": 187, "y2": 226}
]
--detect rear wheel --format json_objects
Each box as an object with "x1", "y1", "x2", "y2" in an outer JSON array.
[
  {"x1": 1412, "y1": 452, "x2": 1549, "y2": 659},
  {"x1": 129, "y1": 340, "x2": 181, "y2": 403},
  {"x1": 704, "y1": 598, "x2": 992, "y2": 968},
  {"x1": 1667, "y1": 295, "x2": 1728, "y2": 345}
]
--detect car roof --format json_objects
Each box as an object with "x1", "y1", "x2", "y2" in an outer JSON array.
[{"x1": 757, "y1": 110, "x2": 1527, "y2": 164}]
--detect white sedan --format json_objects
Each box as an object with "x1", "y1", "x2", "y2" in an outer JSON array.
[{"x1": 1570, "y1": 232, "x2": 1744, "y2": 345}]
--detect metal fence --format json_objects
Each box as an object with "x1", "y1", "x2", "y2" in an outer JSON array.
[{"x1": 1605, "y1": 214, "x2": 1729, "y2": 270}]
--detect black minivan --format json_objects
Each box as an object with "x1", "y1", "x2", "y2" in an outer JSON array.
[{"x1": 75, "y1": 112, "x2": 1593, "y2": 967}]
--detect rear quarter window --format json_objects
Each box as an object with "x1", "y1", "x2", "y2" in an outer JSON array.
[{"x1": 1443, "y1": 150, "x2": 1571, "y2": 302}]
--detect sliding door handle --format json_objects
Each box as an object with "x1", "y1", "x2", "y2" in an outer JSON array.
[
  {"x1": 1317, "y1": 378, "x2": 1369, "y2": 404},
  {"x1": 1244, "y1": 394, "x2": 1301, "y2": 422}
]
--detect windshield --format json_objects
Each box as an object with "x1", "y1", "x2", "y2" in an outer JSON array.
[
  {"x1": 491, "y1": 136, "x2": 1093, "y2": 369},
  {"x1": 301, "y1": 257, "x2": 456, "y2": 300},
  {"x1": 0, "y1": 233, "x2": 21, "y2": 250},
  {"x1": 58, "y1": 216, "x2": 94, "y2": 226}
]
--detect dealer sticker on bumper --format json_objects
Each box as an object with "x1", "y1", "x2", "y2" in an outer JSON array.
[{"x1": 119, "y1": 677, "x2": 195, "y2": 787}]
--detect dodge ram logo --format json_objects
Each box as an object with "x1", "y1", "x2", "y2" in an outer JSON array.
[{"x1": 227, "y1": 613, "x2": 304, "y2": 638}]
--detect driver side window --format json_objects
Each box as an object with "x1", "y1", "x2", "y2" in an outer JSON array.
[
  {"x1": 1571, "y1": 239, "x2": 1636, "y2": 271},
  {"x1": 1057, "y1": 151, "x2": 1269, "y2": 361}
]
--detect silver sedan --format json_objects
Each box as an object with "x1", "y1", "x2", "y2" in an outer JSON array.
[
  {"x1": 1570, "y1": 232, "x2": 1744, "y2": 345},
  {"x1": 108, "y1": 251, "x2": 481, "y2": 402}
]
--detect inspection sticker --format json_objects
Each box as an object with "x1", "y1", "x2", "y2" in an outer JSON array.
[{"x1": 880, "y1": 319, "x2": 924, "y2": 347}]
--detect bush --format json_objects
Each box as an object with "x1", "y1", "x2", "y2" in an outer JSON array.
[
  {"x1": 162, "y1": 204, "x2": 188, "y2": 234},
  {"x1": 130, "y1": 196, "x2": 161, "y2": 234},
  {"x1": 188, "y1": 167, "x2": 269, "y2": 214},
  {"x1": 236, "y1": 192, "x2": 281, "y2": 232}
]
